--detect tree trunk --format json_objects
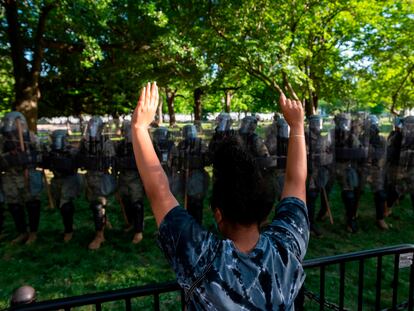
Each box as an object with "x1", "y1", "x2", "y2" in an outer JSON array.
[
  {"x1": 166, "y1": 89, "x2": 177, "y2": 126},
  {"x1": 225, "y1": 90, "x2": 233, "y2": 113},
  {"x1": 193, "y1": 88, "x2": 203, "y2": 123},
  {"x1": 157, "y1": 95, "x2": 163, "y2": 124},
  {"x1": 14, "y1": 87, "x2": 40, "y2": 132}
]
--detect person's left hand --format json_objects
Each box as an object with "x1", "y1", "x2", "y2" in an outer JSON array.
[{"x1": 132, "y1": 82, "x2": 158, "y2": 130}]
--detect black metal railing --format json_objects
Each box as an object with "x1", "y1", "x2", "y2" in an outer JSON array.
[{"x1": 9, "y1": 244, "x2": 414, "y2": 311}]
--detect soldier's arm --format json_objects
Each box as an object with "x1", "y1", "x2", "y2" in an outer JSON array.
[
  {"x1": 131, "y1": 83, "x2": 178, "y2": 227},
  {"x1": 279, "y1": 94, "x2": 307, "y2": 202}
]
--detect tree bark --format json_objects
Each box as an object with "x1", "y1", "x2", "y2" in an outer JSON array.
[
  {"x1": 166, "y1": 88, "x2": 177, "y2": 126},
  {"x1": 193, "y1": 87, "x2": 203, "y2": 122},
  {"x1": 225, "y1": 90, "x2": 233, "y2": 113}
]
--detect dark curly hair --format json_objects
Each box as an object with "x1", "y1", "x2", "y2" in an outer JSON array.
[{"x1": 210, "y1": 133, "x2": 273, "y2": 226}]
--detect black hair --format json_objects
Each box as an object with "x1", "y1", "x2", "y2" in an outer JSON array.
[{"x1": 210, "y1": 133, "x2": 273, "y2": 226}]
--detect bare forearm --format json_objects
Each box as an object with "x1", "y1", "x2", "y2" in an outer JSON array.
[
  {"x1": 132, "y1": 127, "x2": 178, "y2": 225},
  {"x1": 282, "y1": 125, "x2": 307, "y2": 201}
]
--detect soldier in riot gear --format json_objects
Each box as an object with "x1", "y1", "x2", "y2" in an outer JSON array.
[
  {"x1": 239, "y1": 115, "x2": 277, "y2": 207},
  {"x1": 396, "y1": 116, "x2": 414, "y2": 211},
  {"x1": 172, "y1": 125, "x2": 209, "y2": 224},
  {"x1": 334, "y1": 112, "x2": 368, "y2": 233},
  {"x1": 365, "y1": 115, "x2": 389, "y2": 229},
  {"x1": 306, "y1": 115, "x2": 334, "y2": 236},
  {"x1": 115, "y1": 120, "x2": 145, "y2": 244},
  {"x1": 0, "y1": 111, "x2": 43, "y2": 244},
  {"x1": 79, "y1": 116, "x2": 116, "y2": 249},
  {"x1": 385, "y1": 117, "x2": 404, "y2": 213},
  {"x1": 265, "y1": 115, "x2": 289, "y2": 202},
  {"x1": 43, "y1": 130, "x2": 82, "y2": 242},
  {"x1": 208, "y1": 113, "x2": 234, "y2": 165},
  {"x1": 152, "y1": 127, "x2": 176, "y2": 188}
]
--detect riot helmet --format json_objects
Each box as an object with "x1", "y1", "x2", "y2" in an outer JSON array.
[
  {"x1": 51, "y1": 130, "x2": 69, "y2": 151},
  {"x1": 393, "y1": 116, "x2": 403, "y2": 130},
  {"x1": 276, "y1": 117, "x2": 289, "y2": 139},
  {"x1": 122, "y1": 120, "x2": 132, "y2": 143},
  {"x1": 153, "y1": 127, "x2": 170, "y2": 144},
  {"x1": 182, "y1": 125, "x2": 197, "y2": 140},
  {"x1": 1, "y1": 111, "x2": 28, "y2": 136},
  {"x1": 308, "y1": 115, "x2": 323, "y2": 135},
  {"x1": 85, "y1": 116, "x2": 104, "y2": 141},
  {"x1": 215, "y1": 112, "x2": 232, "y2": 132},
  {"x1": 402, "y1": 116, "x2": 414, "y2": 143},
  {"x1": 334, "y1": 113, "x2": 351, "y2": 132},
  {"x1": 239, "y1": 116, "x2": 257, "y2": 135}
]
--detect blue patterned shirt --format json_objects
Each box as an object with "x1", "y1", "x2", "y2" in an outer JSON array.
[{"x1": 158, "y1": 197, "x2": 309, "y2": 310}]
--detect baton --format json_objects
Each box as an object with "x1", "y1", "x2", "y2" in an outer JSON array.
[{"x1": 322, "y1": 187, "x2": 334, "y2": 224}]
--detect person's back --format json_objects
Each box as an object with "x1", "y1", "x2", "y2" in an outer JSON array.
[{"x1": 131, "y1": 83, "x2": 308, "y2": 310}]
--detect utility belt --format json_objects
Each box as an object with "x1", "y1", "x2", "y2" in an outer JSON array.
[
  {"x1": 43, "y1": 154, "x2": 78, "y2": 173},
  {"x1": 116, "y1": 156, "x2": 137, "y2": 170},
  {"x1": 256, "y1": 155, "x2": 277, "y2": 170},
  {"x1": 335, "y1": 147, "x2": 368, "y2": 162},
  {"x1": 0, "y1": 151, "x2": 41, "y2": 170},
  {"x1": 78, "y1": 155, "x2": 113, "y2": 171}
]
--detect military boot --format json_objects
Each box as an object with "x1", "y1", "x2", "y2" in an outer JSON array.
[
  {"x1": 342, "y1": 190, "x2": 358, "y2": 233},
  {"x1": 89, "y1": 230, "x2": 105, "y2": 250},
  {"x1": 130, "y1": 201, "x2": 144, "y2": 244},
  {"x1": 26, "y1": 200, "x2": 41, "y2": 245},
  {"x1": 374, "y1": 191, "x2": 389, "y2": 230}
]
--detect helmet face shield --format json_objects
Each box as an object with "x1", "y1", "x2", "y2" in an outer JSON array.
[
  {"x1": 308, "y1": 115, "x2": 322, "y2": 134},
  {"x1": 276, "y1": 118, "x2": 289, "y2": 139},
  {"x1": 216, "y1": 113, "x2": 232, "y2": 132},
  {"x1": 239, "y1": 116, "x2": 257, "y2": 135},
  {"x1": 86, "y1": 116, "x2": 103, "y2": 140},
  {"x1": 183, "y1": 125, "x2": 197, "y2": 139},
  {"x1": 335, "y1": 113, "x2": 351, "y2": 132},
  {"x1": 394, "y1": 116, "x2": 403, "y2": 129},
  {"x1": 153, "y1": 127, "x2": 169, "y2": 143},
  {"x1": 1, "y1": 111, "x2": 28, "y2": 135},
  {"x1": 51, "y1": 130, "x2": 68, "y2": 151}
]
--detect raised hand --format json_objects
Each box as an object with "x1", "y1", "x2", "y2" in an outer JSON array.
[
  {"x1": 132, "y1": 82, "x2": 159, "y2": 130},
  {"x1": 279, "y1": 93, "x2": 304, "y2": 131}
]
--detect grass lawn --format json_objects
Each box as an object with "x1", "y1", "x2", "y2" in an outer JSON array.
[{"x1": 0, "y1": 121, "x2": 413, "y2": 310}]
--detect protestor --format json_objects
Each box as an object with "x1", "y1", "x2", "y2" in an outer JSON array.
[
  {"x1": 79, "y1": 116, "x2": 116, "y2": 249},
  {"x1": 334, "y1": 112, "x2": 369, "y2": 233},
  {"x1": 43, "y1": 129, "x2": 82, "y2": 242},
  {"x1": 385, "y1": 116, "x2": 404, "y2": 214},
  {"x1": 396, "y1": 116, "x2": 414, "y2": 211},
  {"x1": 172, "y1": 125, "x2": 210, "y2": 224},
  {"x1": 306, "y1": 115, "x2": 334, "y2": 236},
  {"x1": 238, "y1": 115, "x2": 277, "y2": 208},
  {"x1": 115, "y1": 120, "x2": 145, "y2": 244},
  {"x1": 364, "y1": 115, "x2": 389, "y2": 229},
  {"x1": 0, "y1": 112, "x2": 43, "y2": 244},
  {"x1": 131, "y1": 82, "x2": 308, "y2": 310}
]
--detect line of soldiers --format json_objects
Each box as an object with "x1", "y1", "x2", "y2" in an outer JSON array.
[{"x1": 0, "y1": 111, "x2": 413, "y2": 249}]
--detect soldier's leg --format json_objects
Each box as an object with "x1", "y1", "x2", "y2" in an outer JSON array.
[
  {"x1": 130, "y1": 200, "x2": 144, "y2": 244},
  {"x1": 89, "y1": 200, "x2": 106, "y2": 250},
  {"x1": 60, "y1": 201, "x2": 75, "y2": 242},
  {"x1": 341, "y1": 190, "x2": 358, "y2": 233},
  {"x1": 25, "y1": 199, "x2": 41, "y2": 244},
  {"x1": 306, "y1": 189, "x2": 321, "y2": 236},
  {"x1": 187, "y1": 196, "x2": 203, "y2": 224},
  {"x1": 8, "y1": 203, "x2": 27, "y2": 243},
  {"x1": 374, "y1": 190, "x2": 389, "y2": 230},
  {"x1": 121, "y1": 196, "x2": 133, "y2": 231}
]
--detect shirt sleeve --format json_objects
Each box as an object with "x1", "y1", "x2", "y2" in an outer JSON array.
[
  {"x1": 265, "y1": 197, "x2": 309, "y2": 261},
  {"x1": 157, "y1": 206, "x2": 220, "y2": 289}
]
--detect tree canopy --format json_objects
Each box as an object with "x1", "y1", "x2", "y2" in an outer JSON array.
[{"x1": 1, "y1": 0, "x2": 413, "y2": 127}]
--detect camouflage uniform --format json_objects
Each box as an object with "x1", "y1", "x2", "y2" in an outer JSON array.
[
  {"x1": 334, "y1": 113, "x2": 369, "y2": 232},
  {"x1": 43, "y1": 130, "x2": 82, "y2": 239},
  {"x1": 79, "y1": 116, "x2": 116, "y2": 249},
  {"x1": 239, "y1": 116, "x2": 276, "y2": 207},
  {"x1": 116, "y1": 121, "x2": 145, "y2": 243},
  {"x1": 0, "y1": 112, "x2": 43, "y2": 243},
  {"x1": 265, "y1": 115, "x2": 289, "y2": 202},
  {"x1": 172, "y1": 125, "x2": 210, "y2": 224},
  {"x1": 396, "y1": 116, "x2": 414, "y2": 210},
  {"x1": 306, "y1": 115, "x2": 333, "y2": 235},
  {"x1": 364, "y1": 116, "x2": 388, "y2": 224},
  {"x1": 385, "y1": 117, "x2": 403, "y2": 210}
]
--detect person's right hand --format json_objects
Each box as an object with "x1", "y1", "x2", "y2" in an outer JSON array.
[
  {"x1": 279, "y1": 93, "x2": 304, "y2": 130},
  {"x1": 132, "y1": 82, "x2": 158, "y2": 130}
]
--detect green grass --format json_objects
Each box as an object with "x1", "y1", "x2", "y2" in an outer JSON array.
[{"x1": 1, "y1": 122, "x2": 413, "y2": 310}]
